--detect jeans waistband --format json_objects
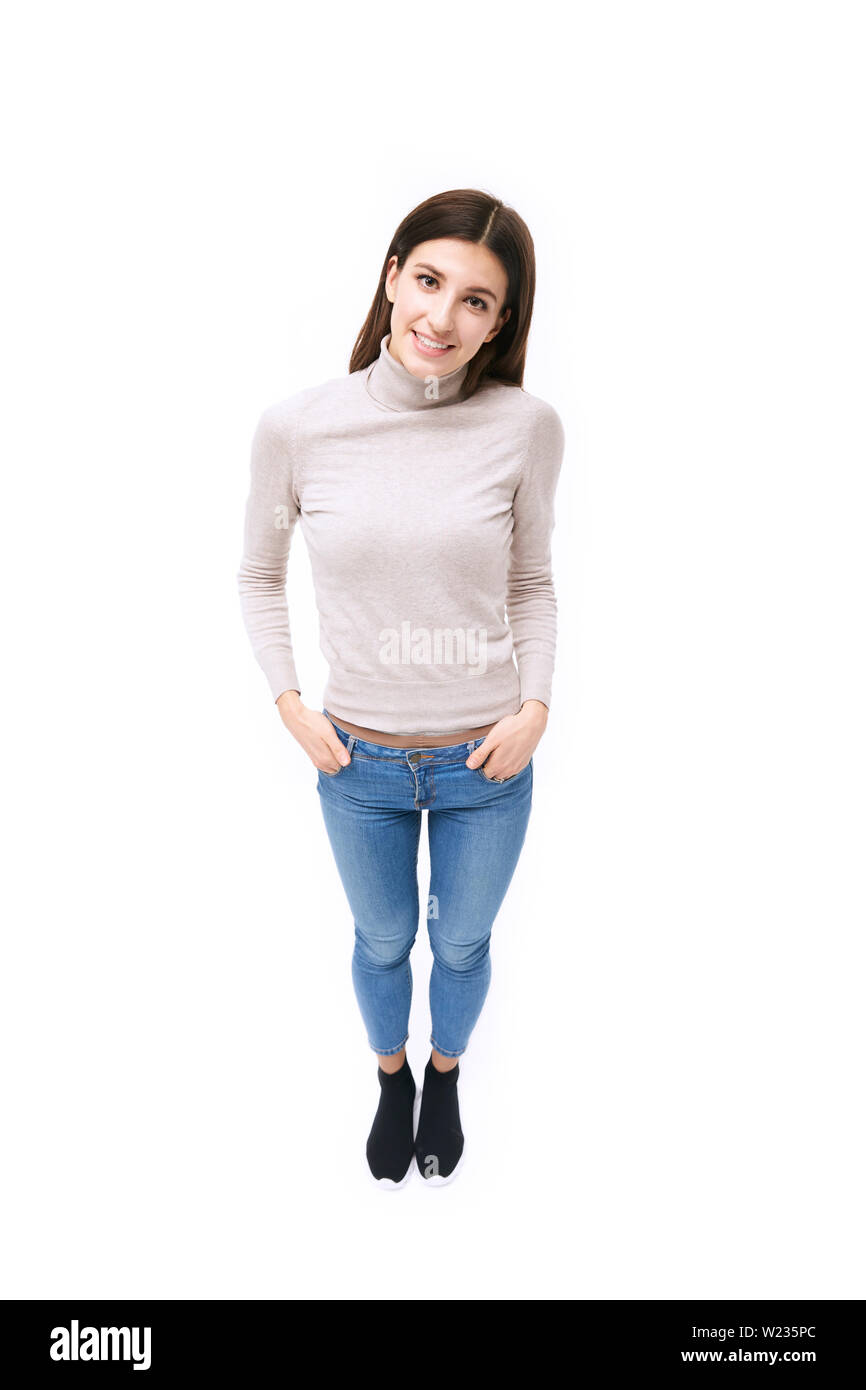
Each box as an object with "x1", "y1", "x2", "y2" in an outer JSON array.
[{"x1": 323, "y1": 708, "x2": 485, "y2": 761}]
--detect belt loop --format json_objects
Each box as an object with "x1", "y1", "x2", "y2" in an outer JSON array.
[
  {"x1": 466, "y1": 738, "x2": 476, "y2": 753},
  {"x1": 346, "y1": 734, "x2": 357, "y2": 755}
]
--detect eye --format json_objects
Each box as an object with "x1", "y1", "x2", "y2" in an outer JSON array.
[{"x1": 415, "y1": 274, "x2": 489, "y2": 312}]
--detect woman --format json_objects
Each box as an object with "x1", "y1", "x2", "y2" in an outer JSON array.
[{"x1": 237, "y1": 188, "x2": 565, "y2": 1189}]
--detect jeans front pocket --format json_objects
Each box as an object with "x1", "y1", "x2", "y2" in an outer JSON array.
[{"x1": 474, "y1": 757, "x2": 532, "y2": 785}]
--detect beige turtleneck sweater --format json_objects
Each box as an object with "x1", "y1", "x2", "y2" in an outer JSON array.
[{"x1": 237, "y1": 332, "x2": 565, "y2": 736}]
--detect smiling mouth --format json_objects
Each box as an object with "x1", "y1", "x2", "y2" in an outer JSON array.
[{"x1": 412, "y1": 329, "x2": 455, "y2": 350}]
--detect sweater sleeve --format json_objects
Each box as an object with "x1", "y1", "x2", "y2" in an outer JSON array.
[
  {"x1": 236, "y1": 402, "x2": 303, "y2": 703},
  {"x1": 505, "y1": 400, "x2": 565, "y2": 711}
]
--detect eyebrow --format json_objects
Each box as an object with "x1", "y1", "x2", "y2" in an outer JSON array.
[{"x1": 412, "y1": 262, "x2": 499, "y2": 304}]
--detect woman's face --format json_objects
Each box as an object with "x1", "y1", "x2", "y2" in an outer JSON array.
[{"x1": 384, "y1": 238, "x2": 511, "y2": 378}]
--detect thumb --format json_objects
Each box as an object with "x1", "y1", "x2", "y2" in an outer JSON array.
[
  {"x1": 466, "y1": 738, "x2": 493, "y2": 768},
  {"x1": 332, "y1": 737, "x2": 351, "y2": 765}
]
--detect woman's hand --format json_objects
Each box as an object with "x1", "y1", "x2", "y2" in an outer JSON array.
[
  {"x1": 465, "y1": 700, "x2": 548, "y2": 780},
  {"x1": 276, "y1": 691, "x2": 351, "y2": 774}
]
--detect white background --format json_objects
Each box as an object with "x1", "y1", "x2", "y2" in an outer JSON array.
[{"x1": 2, "y1": 0, "x2": 863, "y2": 1299}]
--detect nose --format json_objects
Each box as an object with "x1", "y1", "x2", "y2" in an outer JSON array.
[{"x1": 427, "y1": 297, "x2": 458, "y2": 336}]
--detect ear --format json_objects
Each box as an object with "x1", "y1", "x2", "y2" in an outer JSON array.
[
  {"x1": 484, "y1": 305, "x2": 511, "y2": 342},
  {"x1": 384, "y1": 255, "x2": 399, "y2": 305}
]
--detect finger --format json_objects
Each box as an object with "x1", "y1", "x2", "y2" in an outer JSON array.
[{"x1": 466, "y1": 738, "x2": 495, "y2": 768}]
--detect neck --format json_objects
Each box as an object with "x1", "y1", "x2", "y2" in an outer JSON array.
[{"x1": 364, "y1": 331, "x2": 470, "y2": 412}]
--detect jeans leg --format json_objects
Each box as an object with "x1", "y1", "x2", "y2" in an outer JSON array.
[
  {"x1": 426, "y1": 766, "x2": 532, "y2": 1055},
  {"x1": 317, "y1": 778, "x2": 422, "y2": 1053}
]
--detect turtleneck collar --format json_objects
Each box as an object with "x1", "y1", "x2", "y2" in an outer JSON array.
[{"x1": 364, "y1": 331, "x2": 470, "y2": 412}]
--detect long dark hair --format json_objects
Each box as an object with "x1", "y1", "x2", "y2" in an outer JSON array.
[{"x1": 349, "y1": 188, "x2": 536, "y2": 400}]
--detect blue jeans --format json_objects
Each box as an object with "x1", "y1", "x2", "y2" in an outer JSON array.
[{"x1": 315, "y1": 709, "x2": 533, "y2": 1058}]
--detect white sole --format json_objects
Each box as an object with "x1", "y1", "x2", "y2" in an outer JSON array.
[{"x1": 367, "y1": 1087, "x2": 422, "y2": 1191}]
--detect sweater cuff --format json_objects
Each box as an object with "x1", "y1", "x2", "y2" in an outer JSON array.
[
  {"x1": 517, "y1": 659, "x2": 553, "y2": 712},
  {"x1": 263, "y1": 659, "x2": 301, "y2": 704}
]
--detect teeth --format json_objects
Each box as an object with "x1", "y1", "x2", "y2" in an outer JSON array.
[{"x1": 415, "y1": 330, "x2": 451, "y2": 350}]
